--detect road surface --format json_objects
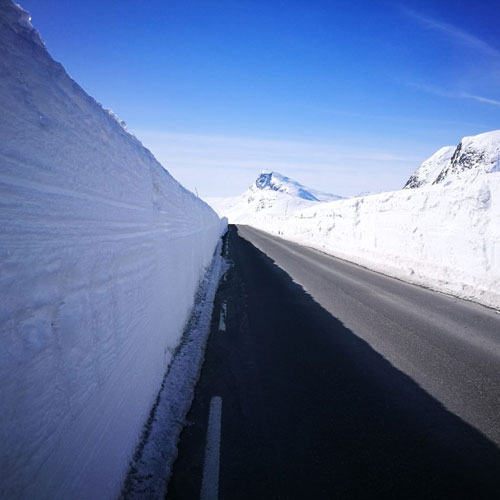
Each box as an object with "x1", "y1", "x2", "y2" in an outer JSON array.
[{"x1": 167, "y1": 225, "x2": 500, "y2": 499}]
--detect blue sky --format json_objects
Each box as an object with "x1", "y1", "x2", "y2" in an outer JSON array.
[{"x1": 20, "y1": 0, "x2": 500, "y2": 197}]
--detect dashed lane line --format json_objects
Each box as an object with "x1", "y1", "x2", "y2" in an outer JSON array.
[{"x1": 200, "y1": 396, "x2": 223, "y2": 500}]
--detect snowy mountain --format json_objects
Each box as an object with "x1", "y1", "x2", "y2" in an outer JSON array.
[
  {"x1": 0, "y1": 2, "x2": 224, "y2": 499},
  {"x1": 254, "y1": 171, "x2": 342, "y2": 202},
  {"x1": 403, "y1": 146, "x2": 455, "y2": 189},
  {"x1": 404, "y1": 130, "x2": 500, "y2": 189},
  {"x1": 207, "y1": 171, "x2": 343, "y2": 222},
  {"x1": 434, "y1": 130, "x2": 500, "y2": 184}
]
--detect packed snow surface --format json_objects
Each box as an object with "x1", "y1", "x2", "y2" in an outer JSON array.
[{"x1": 0, "y1": 2, "x2": 225, "y2": 499}]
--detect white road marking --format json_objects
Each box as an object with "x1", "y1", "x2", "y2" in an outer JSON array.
[
  {"x1": 200, "y1": 396, "x2": 223, "y2": 500},
  {"x1": 218, "y1": 302, "x2": 227, "y2": 332}
]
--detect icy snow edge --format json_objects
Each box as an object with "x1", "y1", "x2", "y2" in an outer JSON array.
[
  {"x1": 10, "y1": 1, "x2": 45, "y2": 47},
  {"x1": 121, "y1": 238, "x2": 227, "y2": 500}
]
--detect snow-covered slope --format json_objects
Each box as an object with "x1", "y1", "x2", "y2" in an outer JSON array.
[
  {"x1": 434, "y1": 130, "x2": 500, "y2": 184},
  {"x1": 404, "y1": 130, "x2": 500, "y2": 189},
  {"x1": 254, "y1": 170, "x2": 341, "y2": 202},
  {"x1": 234, "y1": 135, "x2": 500, "y2": 309},
  {"x1": 243, "y1": 170, "x2": 500, "y2": 309},
  {"x1": 403, "y1": 146, "x2": 455, "y2": 189},
  {"x1": 207, "y1": 170, "x2": 343, "y2": 222},
  {"x1": 0, "y1": 2, "x2": 225, "y2": 499}
]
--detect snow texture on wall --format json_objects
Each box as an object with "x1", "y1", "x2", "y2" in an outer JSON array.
[
  {"x1": 0, "y1": 1, "x2": 225, "y2": 499},
  {"x1": 236, "y1": 171, "x2": 500, "y2": 310}
]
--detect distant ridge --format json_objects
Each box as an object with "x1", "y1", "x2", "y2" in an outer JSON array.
[{"x1": 207, "y1": 171, "x2": 343, "y2": 221}]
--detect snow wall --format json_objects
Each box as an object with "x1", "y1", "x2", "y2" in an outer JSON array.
[
  {"x1": 0, "y1": 2, "x2": 225, "y2": 499},
  {"x1": 241, "y1": 171, "x2": 500, "y2": 310}
]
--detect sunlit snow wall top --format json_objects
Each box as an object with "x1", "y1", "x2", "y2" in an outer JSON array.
[{"x1": 0, "y1": 1, "x2": 225, "y2": 498}]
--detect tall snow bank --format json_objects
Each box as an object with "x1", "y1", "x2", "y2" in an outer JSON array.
[
  {"x1": 240, "y1": 171, "x2": 500, "y2": 310},
  {"x1": 0, "y1": 2, "x2": 225, "y2": 499}
]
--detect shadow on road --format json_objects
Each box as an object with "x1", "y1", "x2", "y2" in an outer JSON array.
[{"x1": 168, "y1": 225, "x2": 500, "y2": 500}]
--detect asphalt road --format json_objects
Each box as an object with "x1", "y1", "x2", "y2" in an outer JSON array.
[{"x1": 167, "y1": 225, "x2": 500, "y2": 499}]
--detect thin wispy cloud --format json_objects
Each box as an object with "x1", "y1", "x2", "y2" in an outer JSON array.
[
  {"x1": 400, "y1": 7, "x2": 500, "y2": 109},
  {"x1": 400, "y1": 7, "x2": 500, "y2": 59},
  {"x1": 133, "y1": 131, "x2": 421, "y2": 197},
  {"x1": 462, "y1": 93, "x2": 500, "y2": 107},
  {"x1": 136, "y1": 131, "x2": 419, "y2": 167},
  {"x1": 305, "y1": 104, "x2": 486, "y2": 128},
  {"x1": 407, "y1": 82, "x2": 500, "y2": 108}
]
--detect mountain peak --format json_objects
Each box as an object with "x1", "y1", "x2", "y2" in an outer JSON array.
[
  {"x1": 254, "y1": 170, "x2": 278, "y2": 190},
  {"x1": 253, "y1": 171, "x2": 321, "y2": 201},
  {"x1": 207, "y1": 171, "x2": 342, "y2": 221},
  {"x1": 434, "y1": 130, "x2": 500, "y2": 184},
  {"x1": 404, "y1": 129, "x2": 500, "y2": 189},
  {"x1": 403, "y1": 146, "x2": 455, "y2": 189}
]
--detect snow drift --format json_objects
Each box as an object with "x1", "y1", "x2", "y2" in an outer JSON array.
[{"x1": 0, "y1": 2, "x2": 225, "y2": 499}]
